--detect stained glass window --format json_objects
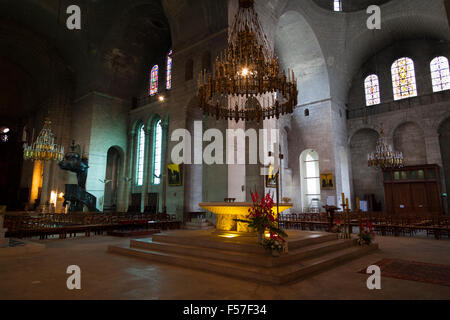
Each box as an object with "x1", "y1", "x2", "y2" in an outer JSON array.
[
  {"x1": 391, "y1": 57, "x2": 417, "y2": 101},
  {"x1": 431, "y1": 56, "x2": 450, "y2": 93},
  {"x1": 153, "y1": 120, "x2": 163, "y2": 185},
  {"x1": 334, "y1": 0, "x2": 342, "y2": 11},
  {"x1": 136, "y1": 124, "x2": 146, "y2": 186},
  {"x1": 150, "y1": 65, "x2": 159, "y2": 96},
  {"x1": 166, "y1": 50, "x2": 173, "y2": 90},
  {"x1": 364, "y1": 74, "x2": 381, "y2": 106}
]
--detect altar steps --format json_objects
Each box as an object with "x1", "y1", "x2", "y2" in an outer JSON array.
[
  {"x1": 127, "y1": 237, "x2": 356, "y2": 268},
  {"x1": 108, "y1": 231, "x2": 378, "y2": 285}
]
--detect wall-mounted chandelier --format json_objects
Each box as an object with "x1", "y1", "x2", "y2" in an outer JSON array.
[
  {"x1": 197, "y1": 0, "x2": 298, "y2": 122},
  {"x1": 368, "y1": 130, "x2": 404, "y2": 170},
  {"x1": 23, "y1": 118, "x2": 64, "y2": 162}
]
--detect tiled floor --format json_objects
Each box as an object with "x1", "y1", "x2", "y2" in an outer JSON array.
[{"x1": 0, "y1": 233, "x2": 449, "y2": 300}]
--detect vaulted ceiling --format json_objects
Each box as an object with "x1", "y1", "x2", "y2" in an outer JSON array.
[{"x1": 0, "y1": 0, "x2": 172, "y2": 107}]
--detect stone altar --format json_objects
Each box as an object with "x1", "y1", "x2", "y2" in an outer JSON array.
[{"x1": 199, "y1": 202, "x2": 293, "y2": 234}]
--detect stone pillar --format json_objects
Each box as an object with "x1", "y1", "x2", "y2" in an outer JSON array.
[
  {"x1": 0, "y1": 206, "x2": 8, "y2": 248},
  {"x1": 124, "y1": 131, "x2": 136, "y2": 212},
  {"x1": 425, "y1": 133, "x2": 447, "y2": 213},
  {"x1": 39, "y1": 161, "x2": 53, "y2": 211},
  {"x1": 141, "y1": 127, "x2": 152, "y2": 213},
  {"x1": 425, "y1": 134, "x2": 444, "y2": 167},
  {"x1": 161, "y1": 121, "x2": 169, "y2": 214}
]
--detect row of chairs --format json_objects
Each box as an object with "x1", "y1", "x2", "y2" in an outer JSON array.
[
  {"x1": 4, "y1": 212, "x2": 182, "y2": 240},
  {"x1": 279, "y1": 212, "x2": 450, "y2": 239}
]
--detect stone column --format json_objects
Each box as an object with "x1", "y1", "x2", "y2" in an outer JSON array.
[
  {"x1": 0, "y1": 206, "x2": 8, "y2": 248},
  {"x1": 424, "y1": 134, "x2": 444, "y2": 167},
  {"x1": 39, "y1": 161, "x2": 53, "y2": 212},
  {"x1": 161, "y1": 121, "x2": 169, "y2": 214},
  {"x1": 124, "y1": 131, "x2": 136, "y2": 212},
  {"x1": 425, "y1": 133, "x2": 447, "y2": 213},
  {"x1": 141, "y1": 127, "x2": 152, "y2": 213}
]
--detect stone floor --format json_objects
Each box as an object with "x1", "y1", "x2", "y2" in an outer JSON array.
[{"x1": 0, "y1": 233, "x2": 449, "y2": 300}]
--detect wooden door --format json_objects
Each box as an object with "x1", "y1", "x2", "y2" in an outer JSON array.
[
  {"x1": 411, "y1": 183, "x2": 428, "y2": 215},
  {"x1": 426, "y1": 182, "x2": 442, "y2": 215},
  {"x1": 392, "y1": 184, "x2": 412, "y2": 214}
]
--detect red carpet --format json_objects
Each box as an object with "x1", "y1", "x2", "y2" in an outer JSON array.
[{"x1": 360, "y1": 259, "x2": 450, "y2": 287}]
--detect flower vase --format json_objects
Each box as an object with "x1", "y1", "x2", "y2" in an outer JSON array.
[{"x1": 271, "y1": 250, "x2": 280, "y2": 257}]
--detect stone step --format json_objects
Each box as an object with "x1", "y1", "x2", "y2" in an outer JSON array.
[
  {"x1": 275, "y1": 244, "x2": 379, "y2": 284},
  {"x1": 108, "y1": 243, "x2": 378, "y2": 285},
  {"x1": 129, "y1": 238, "x2": 356, "y2": 268},
  {"x1": 152, "y1": 232, "x2": 338, "y2": 255}
]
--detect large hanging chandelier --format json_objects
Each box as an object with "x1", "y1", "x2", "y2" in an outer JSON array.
[
  {"x1": 23, "y1": 118, "x2": 65, "y2": 162},
  {"x1": 368, "y1": 130, "x2": 404, "y2": 170},
  {"x1": 197, "y1": 0, "x2": 298, "y2": 122}
]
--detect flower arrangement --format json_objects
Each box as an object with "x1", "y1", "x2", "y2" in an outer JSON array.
[
  {"x1": 358, "y1": 220, "x2": 375, "y2": 245},
  {"x1": 332, "y1": 219, "x2": 342, "y2": 234},
  {"x1": 262, "y1": 232, "x2": 286, "y2": 255},
  {"x1": 235, "y1": 191, "x2": 287, "y2": 237},
  {"x1": 234, "y1": 191, "x2": 288, "y2": 256}
]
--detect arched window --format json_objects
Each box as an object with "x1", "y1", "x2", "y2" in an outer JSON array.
[
  {"x1": 304, "y1": 109, "x2": 310, "y2": 117},
  {"x1": 431, "y1": 56, "x2": 450, "y2": 93},
  {"x1": 166, "y1": 50, "x2": 173, "y2": 90},
  {"x1": 333, "y1": 0, "x2": 342, "y2": 11},
  {"x1": 152, "y1": 120, "x2": 163, "y2": 185},
  {"x1": 391, "y1": 57, "x2": 417, "y2": 101},
  {"x1": 135, "y1": 124, "x2": 146, "y2": 186},
  {"x1": 364, "y1": 74, "x2": 381, "y2": 106},
  {"x1": 150, "y1": 65, "x2": 159, "y2": 96},
  {"x1": 300, "y1": 150, "x2": 321, "y2": 212}
]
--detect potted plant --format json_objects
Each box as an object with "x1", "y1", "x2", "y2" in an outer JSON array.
[
  {"x1": 331, "y1": 219, "x2": 342, "y2": 234},
  {"x1": 234, "y1": 191, "x2": 288, "y2": 245},
  {"x1": 358, "y1": 220, "x2": 375, "y2": 246},
  {"x1": 262, "y1": 232, "x2": 286, "y2": 257}
]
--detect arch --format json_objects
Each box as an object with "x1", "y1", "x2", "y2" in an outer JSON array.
[
  {"x1": 393, "y1": 122, "x2": 426, "y2": 166},
  {"x1": 391, "y1": 57, "x2": 417, "y2": 101},
  {"x1": 350, "y1": 128, "x2": 384, "y2": 211},
  {"x1": 430, "y1": 56, "x2": 450, "y2": 93},
  {"x1": 104, "y1": 146, "x2": 124, "y2": 212},
  {"x1": 275, "y1": 10, "x2": 330, "y2": 104},
  {"x1": 299, "y1": 149, "x2": 321, "y2": 212},
  {"x1": 364, "y1": 74, "x2": 381, "y2": 106}
]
